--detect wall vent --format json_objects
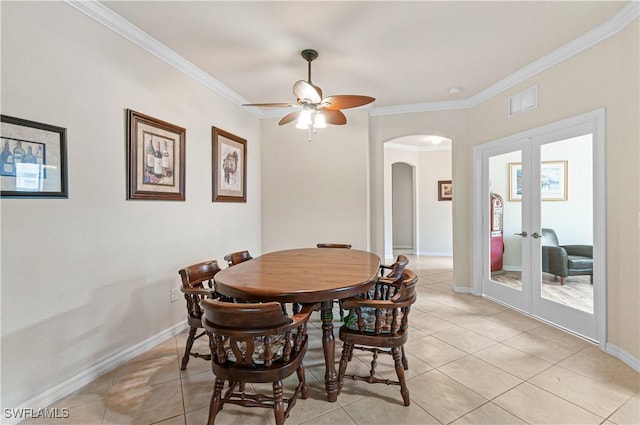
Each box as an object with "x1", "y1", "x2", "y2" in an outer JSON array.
[{"x1": 509, "y1": 85, "x2": 538, "y2": 117}]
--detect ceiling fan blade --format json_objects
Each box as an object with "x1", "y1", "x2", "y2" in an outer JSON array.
[
  {"x1": 323, "y1": 95, "x2": 375, "y2": 110},
  {"x1": 279, "y1": 110, "x2": 301, "y2": 126},
  {"x1": 323, "y1": 109, "x2": 347, "y2": 125},
  {"x1": 243, "y1": 103, "x2": 296, "y2": 108},
  {"x1": 293, "y1": 80, "x2": 321, "y2": 104}
]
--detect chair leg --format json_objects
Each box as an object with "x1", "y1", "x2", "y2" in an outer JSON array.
[
  {"x1": 181, "y1": 327, "x2": 197, "y2": 370},
  {"x1": 207, "y1": 378, "x2": 225, "y2": 425},
  {"x1": 401, "y1": 346, "x2": 409, "y2": 370},
  {"x1": 590, "y1": 274, "x2": 593, "y2": 285},
  {"x1": 297, "y1": 364, "x2": 308, "y2": 399},
  {"x1": 337, "y1": 342, "x2": 353, "y2": 393},
  {"x1": 392, "y1": 347, "x2": 410, "y2": 406},
  {"x1": 273, "y1": 380, "x2": 285, "y2": 425}
]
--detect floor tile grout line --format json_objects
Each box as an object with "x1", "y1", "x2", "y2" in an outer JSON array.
[
  {"x1": 176, "y1": 334, "x2": 188, "y2": 425},
  {"x1": 523, "y1": 379, "x2": 607, "y2": 421}
]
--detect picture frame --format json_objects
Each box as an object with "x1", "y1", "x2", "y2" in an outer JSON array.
[
  {"x1": 1, "y1": 115, "x2": 68, "y2": 198},
  {"x1": 127, "y1": 109, "x2": 185, "y2": 201},
  {"x1": 438, "y1": 180, "x2": 452, "y2": 201},
  {"x1": 509, "y1": 160, "x2": 568, "y2": 201},
  {"x1": 212, "y1": 127, "x2": 247, "y2": 203}
]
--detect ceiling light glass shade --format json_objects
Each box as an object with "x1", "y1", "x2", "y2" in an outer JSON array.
[
  {"x1": 296, "y1": 109, "x2": 312, "y2": 129},
  {"x1": 313, "y1": 111, "x2": 327, "y2": 128}
]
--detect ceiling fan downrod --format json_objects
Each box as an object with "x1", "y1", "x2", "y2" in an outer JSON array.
[{"x1": 301, "y1": 49, "x2": 318, "y2": 83}]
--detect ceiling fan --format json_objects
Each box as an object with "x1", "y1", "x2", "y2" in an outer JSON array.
[{"x1": 243, "y1": 49, "x2": 375, "y2": 137}]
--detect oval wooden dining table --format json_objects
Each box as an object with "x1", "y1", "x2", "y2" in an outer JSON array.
[{"x1": 213, "y1": 247, "x2": 381, "y2": 402}]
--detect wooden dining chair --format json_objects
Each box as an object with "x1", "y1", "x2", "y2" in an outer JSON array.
[
  {"x1": 375, "y1": 254, "x2": 409, "y2": 299},
  {"x1": 177, "y1": 260, "x2": 223, "y2": 371},
  {"x1": 337, "y1": 269, "x2": 418, "y2": 406},
  {"x1": 379, "y1": 254, "x2": 409, "y2": 280},
  {"x1": 316, "y1": 243, "x2": 352, "y2": 249},
  {"x1": 200, "y1": 299, "x2": 318, "y2": 425},
  {"x1": 224, "y1": 250, "x2": 253, "y2": 267}
]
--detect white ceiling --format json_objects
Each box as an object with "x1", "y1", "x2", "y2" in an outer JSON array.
[{"x1": 98, "y1": 1, "x2": 629, "y2": 115}]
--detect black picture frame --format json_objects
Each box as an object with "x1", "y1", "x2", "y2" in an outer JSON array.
[{"x1": 1, "y1": 115, "x2": 68, "y2": 198}]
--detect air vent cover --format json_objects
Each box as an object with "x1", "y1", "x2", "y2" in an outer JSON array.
[{"x1": 509, "y1": 85, "x2": 538, "y2": 117}]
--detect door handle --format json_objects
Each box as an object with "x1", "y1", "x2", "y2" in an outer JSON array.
[
  {"x1": 531, "y1": 232, "x2": 541, "y2": 239},
  {"x1": 515, "y1": 231, "x2": 528, "y2": 238}
]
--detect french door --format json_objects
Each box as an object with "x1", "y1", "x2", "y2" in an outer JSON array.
[{"x1": 474, "y1": 110, "x2": 605, "y2": 343}]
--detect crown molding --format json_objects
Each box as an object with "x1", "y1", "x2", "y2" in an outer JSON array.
[
  {"x1": 373, "y1": 1, "x2": 639, "y2": 116},
  {"x1": 64, "y1": 0, "x2": 263, "y2": 119},
  {"x1": 66, "y1": 0, "x2": 638, "y2": 118}
]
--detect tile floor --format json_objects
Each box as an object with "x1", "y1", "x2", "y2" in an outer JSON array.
[{"x1": 25, "y1": 256, "x2": 639, "y2": 424}]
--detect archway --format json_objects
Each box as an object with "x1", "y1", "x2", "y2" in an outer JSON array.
[{"x1": 383, "y1": 135, "x2": 452, "y2": 261}]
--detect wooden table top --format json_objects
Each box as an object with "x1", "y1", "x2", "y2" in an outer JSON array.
[{"x1": 214, "y1": 248, "x2": 381, "y2": 303}]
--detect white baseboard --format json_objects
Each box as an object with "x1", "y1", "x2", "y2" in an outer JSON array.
[
  {"x1": 605, "y1": 342, "x2": 640, "y2": 373},
  {"x1": 417, "y1": 251, "x2": 453, "y2": 257},
  {"x1": 452, "y1": 284, "x2": 474, "y2": 294},
  {"x1": 4, "y1": 322, "x2": 187, "y2": 425}
]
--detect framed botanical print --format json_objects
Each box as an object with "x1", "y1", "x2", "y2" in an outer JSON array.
[{"x1": 212, "y1": 127, "x2": 247, "y2": 203}]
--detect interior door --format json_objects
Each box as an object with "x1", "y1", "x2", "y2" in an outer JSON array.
[
  {"x1": 530, "y1": 129, "x2": 597, "y2": 340},
  {"x1": 477, "y1": 111, "x2": 603, "y2": 343},
  {"x1": 482, "y1": 139, "x2": 531, "y2": 313}
]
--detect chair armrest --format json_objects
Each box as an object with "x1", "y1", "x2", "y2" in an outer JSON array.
[
  {"x1": 290, "y1": 303, "x2": 320, "y2": 324},
  {"x1": 561, "y1": 245, "x2": 593, "y2": 258},
  {"x1": 541, "y1": 245, "x2": 568, "y2": 276},
  {"x1": 342, "y1": 296, "x2": 415, "y2": 310},
  {"x1": 181, "y1": 286, "x2": 218, "y2": 298}
]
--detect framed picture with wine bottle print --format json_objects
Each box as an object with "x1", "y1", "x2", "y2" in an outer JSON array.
[
  {"x1": 1, "y1": 115, "x2": 68, "y2": 198},
  {"x1": 212, "y1": 127, "x2": 246, "y2": 202},
  {"x1": 127, "y1": 109, "x2": 185, "y2": 201}
]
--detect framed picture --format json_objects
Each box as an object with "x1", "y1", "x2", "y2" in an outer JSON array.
[
  {"x1": 127, "y1": 109, "x2": 185, "y2": 201},
  {"x1": 508, "y1": 163, "x2": 523, "y2": 201},
  {"x1": 212, "y1": 127, "x2": 246, "y2": 203},
  {"x1": 438, "y1": 180, "x2": 452, "y2": 201},
  {"x1": 1, "y1": 115, "x2": 68, "y2": 198},
  {"x1": 509, "y1": 160, "x2": 568, "y2": 201}
]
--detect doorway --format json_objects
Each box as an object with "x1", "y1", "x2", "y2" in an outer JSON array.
[
  {"x1": 473, "y1": 109, "x2": 606, "y2": 344},
  {"x1": 392, "y1": 162, "x2": 415, "y2": 254}
]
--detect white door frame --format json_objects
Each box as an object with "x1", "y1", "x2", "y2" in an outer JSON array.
[{"x1": 473, "y1": 109, "x2": 606, "y2": 348}]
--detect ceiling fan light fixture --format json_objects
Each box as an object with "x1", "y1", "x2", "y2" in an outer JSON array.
[
  {"x1": 295, "y1": 108, "x2": 312, "y2": 129},
  {"x1": 313, "y1": 111, "x2": 327, "y2": 129},
  {"x1": 243, "y1": 49, "x2": 375, "y2": 141}
]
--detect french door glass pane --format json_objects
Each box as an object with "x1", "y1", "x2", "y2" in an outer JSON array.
[
  {"x1": 488, "y1": 151, "x2": 522, "y2": 291},
  {"x1": 540, "y1": 135, "x2": 594, "y2": 313}
]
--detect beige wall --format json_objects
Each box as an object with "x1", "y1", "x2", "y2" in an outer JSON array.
[
  {"x1": 2, "y1": 0, "x2": 638, "y2": 412},
  {"x1": 1, "y1": 3, "x2": 262, "y2": 408},
  {"x1": 370, "y1": 20, "x2": 639, "y2": 360},
  {"x1": 468, "y1": 20, "x2": 639, "y2": 359},
  {"x1": 261, "y1": 109, "x2": 370, "y2": 252},
  {"x1": 370, "y1": 110, "x2": 470, "y2": 280}
]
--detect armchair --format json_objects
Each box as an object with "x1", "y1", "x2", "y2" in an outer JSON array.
[{"x1": 541, "y1": 228, "x2": 593, "y2": 285}]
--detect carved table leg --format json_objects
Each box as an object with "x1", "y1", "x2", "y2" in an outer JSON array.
[{"x1": 320, "y1": 300, "x2": 338, "y2": 402}]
